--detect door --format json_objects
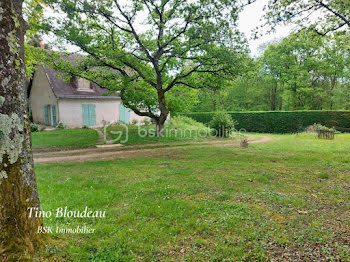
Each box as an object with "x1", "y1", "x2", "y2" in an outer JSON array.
[
  {"x1": 44, "y1": 105, "x2": 49, "y2": 125},
  {"x1": 51, "y1": 105, "x2": 57, "y2": 126},
  {"x1": 119, "y1": 104, "x2": 130, "y2": 123},
  {"x1": 44, "y1": 104, "x2": 57, "y2": 126},
  {"x1": 82, "y1": 104, "x2": 96, "y2": 126}
]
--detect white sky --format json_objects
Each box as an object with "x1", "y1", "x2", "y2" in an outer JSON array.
[
  {"x1": 45, "y1": 0, "x2": 294, "y2": 57},
  {"x1": 237, "y1": 0, "x2": 293, "y2": 57}
]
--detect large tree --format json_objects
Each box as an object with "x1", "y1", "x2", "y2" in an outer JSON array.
[
  {"x1": 43, "y1": 0, "x2": 246, "y2": 135},
  {"x1": 0, "y1": 0, "x2": 43, "y2": 260}
]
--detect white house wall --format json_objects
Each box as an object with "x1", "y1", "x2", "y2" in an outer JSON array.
[
  {"x1": 29, "y1": 66, "x2": 58, "y2": 125},
  {"x1": 129, "y1": 110, "x2": 150, "y2": 124},
  {"x1": 58, "y1": 98, "x2": 122, "y2": 127}
]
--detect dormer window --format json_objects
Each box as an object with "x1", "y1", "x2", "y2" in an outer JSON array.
[{"x1": 75, "y1": 77, "x2": 94, "y2": 92}]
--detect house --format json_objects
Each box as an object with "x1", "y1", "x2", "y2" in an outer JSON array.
[{"x1": 28, "y1": 65, "x2": 148, "y2": 128}]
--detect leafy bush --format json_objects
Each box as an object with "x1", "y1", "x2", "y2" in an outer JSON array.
[
  {"x1": 315, "y1": 124, "x2": 341, "y2": 134},
  {"x1": 142, "y1": 118, "x2": 151, "y2": 126},
  {"x1": 132, "y1": 119, "x2": 138, "y2": 125},
  {"x1": 181, "y1": 111, "x2": 350, "y2": 133},
  {"x1": 209, "y1": 112, "x2": 235, "y2": 137},
  {"x1": 166, "y1": 116, "x2": 207, "y2": 130},
  {"x1": 316, "y1": 124, "x2": 334, "y2": 131},
  {"x1": 30, "y1": 123, "x2": 39, "y2": 132},
  {"x1": 142, "y1": 118, "x2": 150, "y2": 126},
  {"x1": 56, "y1": 122, "x2": 66, "y2": 129}
]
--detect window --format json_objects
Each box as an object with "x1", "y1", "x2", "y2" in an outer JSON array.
[{"x1": 76, "y1": 77, "x2": 94, "y2": 92}]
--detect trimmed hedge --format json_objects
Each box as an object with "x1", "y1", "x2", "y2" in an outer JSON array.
[{"x1": 181, "y1": 111, "x2": 350, "y2": 133}]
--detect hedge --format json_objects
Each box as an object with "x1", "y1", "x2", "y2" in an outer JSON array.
[{"x1": 180, "y1": 111, "x2": 350, "y2": 133}]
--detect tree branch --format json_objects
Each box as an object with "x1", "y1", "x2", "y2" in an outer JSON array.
[{"x1": 315, "y1": 0, "x2": 350, "y2": 26}]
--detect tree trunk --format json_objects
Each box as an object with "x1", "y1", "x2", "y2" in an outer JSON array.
[
  {"x1": 270, "y1": 82, "x2": 277, "y2": 111},
  {"x1": 212, "y1": 89, "x2": 217, "y2": 111},
  {"x1": 156, "y1": 90, "x2": 169, "y2": 136},
  {"x1": 0, "y1": 0, "x2": 43, "y2": 260},
  {"x1": 329, "y1": 73, "x2": 337, "y2": 110}
]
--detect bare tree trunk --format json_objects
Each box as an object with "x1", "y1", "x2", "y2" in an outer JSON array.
[
  {"x1": 0, "y1": 0, "x2": 43, "y2": 260},
  {"x1": 270, "y1": 82, "x2": 277, "y2": 111},
  {"x1": 212, "y1": 89, "x2": 217, "y2": 111},
  {"x1": 156, "y1": 90, "x2": 169, "y2": 136}
]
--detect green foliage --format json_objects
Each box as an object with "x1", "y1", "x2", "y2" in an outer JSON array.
[
  {"x1": 209, "y1": 112, "x2": 235, "y2": 137},
  {"x1": 142, "y1": 118, "x2": 151, "y2": 126},
  {"x1": 182, "y1": 111, "x2": 350, "y2": 133},
  {"x1": 23, "y1": 0, "x2": 47, "y2": 77},
  {"x1": 42, "y1": 0, "x2": 247, "y2": 125},
  {"x1": 165, "y1": 116, "x2": 207, "y2": 130},
  {"x1": 55, "y1": 122, "x2": 65, "y2": 129},
  {"x1": 315, "y1": 124, "x2": 335, "y2": 132},
  {"x1": 30, "y1": 123, "x2": 39, "y2": 132},
  {"x1": 192, "y1": 31, "x2": 350, "y2": 113}
]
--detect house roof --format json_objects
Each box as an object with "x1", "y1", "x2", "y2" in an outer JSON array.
[
  {"x1": 40, "y1": 54, "x2": 120, "y2": 99},
  {"x1": 43, "y1": 66, "x2": 120, "y2": 99}
]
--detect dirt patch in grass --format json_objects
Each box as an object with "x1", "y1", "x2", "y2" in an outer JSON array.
[{"x1": 34, "y1": 136, "x2": 273, "y2": 164}]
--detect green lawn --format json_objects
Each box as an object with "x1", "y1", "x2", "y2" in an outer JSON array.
[
  {"x1": 35, "y1": 134, "x2": 350, "y2": 261},
  {"x1": 32, "y1": 129, "x2": 99, "y2": 150},
  {"x1": 106, "y1": 124, "x2": 223, "y2": 145}
]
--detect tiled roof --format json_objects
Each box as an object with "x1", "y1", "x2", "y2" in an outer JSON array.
[{"x1": 43, "y1": 54, "x2": 120, "y2": 99}]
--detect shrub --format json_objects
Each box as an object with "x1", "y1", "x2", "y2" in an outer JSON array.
[
  {"x1": 30, "y1": 123, "x2": 39, "y2": 132},
  {"x1": 181, "y1": 111, "x2": 350, "y2": 133},
  {"x1": 209, "y1": 112, "x2": 235, "y2": 137},
  {"x1": 132, "y1": 119, "x2": 138, "y2": 125},
  {"x1": 142, "y1": 118, "x2": 151, "y2": 126},
  {"x1": 56, "y1": 122, "x2": 66, "y2": 129},
  {"x1": 316, "y1": 124, "x2": 334, "y2": 131},
  {"x1": 166, "y1": 116, "x2": 207, "y2": 130}
]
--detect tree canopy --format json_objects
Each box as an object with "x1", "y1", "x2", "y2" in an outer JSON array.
[
  {"x1": 192, "y1": 31, "x2": 350, "y2": 112},
  {"x1": 42, "y1": 0, "x2": 248, "y2": 134}
]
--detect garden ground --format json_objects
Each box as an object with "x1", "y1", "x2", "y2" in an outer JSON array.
[{"x1": 34, "y1": 133, "x2": 350, "y2": 261}]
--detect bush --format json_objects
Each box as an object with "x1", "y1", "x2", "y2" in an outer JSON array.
[
  {"x1": 166, "y1": 116, "x2": 207, "y2": 130},
  {"x1": 30, "y1": 123, "x2": 39, "y2": 132},
  {"x1": 132, "y1": 119, "x2": 138, "y2": 125},
  {"x1": 142, "y1": 118, "x2": 151, "y2": 126},
  {"x1": 315, "y1": 124, "x2": 341, "y2": 134},
  {"x1": 181, "y1": 111, "x2": 350, "y2": 134},
  {"x1": 56, "y1": 122, "x2": 66, "y2": 129},
  {"x1": 209, "y1": 112, "x2": 235, "y2": 137}
]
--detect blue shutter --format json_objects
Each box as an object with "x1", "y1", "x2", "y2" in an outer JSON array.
[
  {"x1": 89, "y1": 104, "x2": 96, "y2": 126},
  {"x1": 51, "y1": 105, "x2": 57, "y2": 126},
  {"x1": 44, "y1": 105, "x2": 49, "y2": 125},
  {"x1": 82, "y1": 104, "x2": 96, "y2": 127},
  {"x1": 119, "y1": 104, "x2": 130, "y2": 123},
  {"x1": 82, "y1": 104, "x2": 89, "y2": 126}
]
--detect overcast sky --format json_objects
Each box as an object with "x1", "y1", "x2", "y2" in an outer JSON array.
[
  {"x1": 45, "y1": 0, "x2": 294, "y2": 57},
  {"x1": 237, "y1": 0, "x2": 293, "y2": 57}
]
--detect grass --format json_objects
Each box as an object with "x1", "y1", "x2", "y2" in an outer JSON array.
[
  {"x1": 106, "y1": 115, "x2": 236, "y2": 145},
  {"x1": 106, "y1": 124, "x2": 216, "y2": 145},
  {"x1": 32, "y1": 128, "x2": 99, "y2": 150},
  {"x1": 34, "y1": 133, "x2": 350, "y2": 261}
]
